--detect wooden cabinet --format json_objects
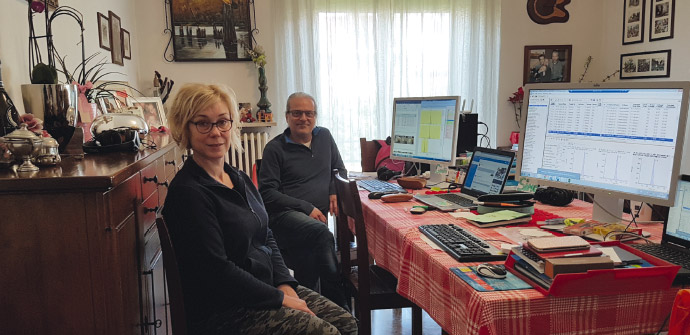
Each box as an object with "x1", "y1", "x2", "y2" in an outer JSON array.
[{"x1": 0, "y1": 134, "x2": 185, "y2": 335}]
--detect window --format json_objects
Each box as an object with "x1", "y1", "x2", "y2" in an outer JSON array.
[{"x1": 275, "y1": 0, "x2": 501, "y2": 170}]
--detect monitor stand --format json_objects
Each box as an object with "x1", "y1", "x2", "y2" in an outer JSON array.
[
  {"x1": 427, "y1": 163, "x2": 450, "y2": 187},
  {"x1": 591, "y1": 194, "x2": 624, "y2": 223}
]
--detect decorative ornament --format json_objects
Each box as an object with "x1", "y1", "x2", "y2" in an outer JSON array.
[{"x1": 527, "y1": 0, "x2": 571, "y2": 25}]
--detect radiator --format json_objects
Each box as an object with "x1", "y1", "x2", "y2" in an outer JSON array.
[{"x1": 227, "y1": 132, "x2": 269, "y2": 175}]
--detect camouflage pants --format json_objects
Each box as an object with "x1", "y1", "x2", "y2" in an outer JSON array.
[{"x1": 193, "y1": 286, "x2": 358, "y2": 335}]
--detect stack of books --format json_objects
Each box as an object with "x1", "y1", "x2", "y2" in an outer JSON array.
[{"x1": 510, "y1": 236, "x2": 615, "y2": 288}]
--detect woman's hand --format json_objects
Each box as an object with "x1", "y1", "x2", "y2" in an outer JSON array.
[
  {"x1": 278, "y1": 284, "x2": 298, "y2": 298},
  {"x1": 282, "y1": 294, "x2": 315, "y2": 315}
]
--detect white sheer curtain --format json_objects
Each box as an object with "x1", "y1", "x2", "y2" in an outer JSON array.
[{"x1": 273, "y1": 0, "x2": 501, "y2": 170}]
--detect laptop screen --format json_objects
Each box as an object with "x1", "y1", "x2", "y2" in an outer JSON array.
[
  {"x1": 461, "y1": 148, "x2": 515, "y2": 197},
  {"x1": 665, "y1": 176, "x2": 690, "y2": 246}
]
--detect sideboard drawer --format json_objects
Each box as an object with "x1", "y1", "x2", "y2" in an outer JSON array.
[
  {"x1": 140, "y1": 163, "x2": 159, "y2": 202},
  {"x1": 139, "y1": 190, "x2": 159, "y2": 236}
]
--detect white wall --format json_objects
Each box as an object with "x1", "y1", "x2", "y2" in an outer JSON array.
[
  {"x1": 0, "y1": 0, "x2": 140, "y2": 113},
  {"x1": 496, "y1": 0, "x2": 605, "y2": 147}
]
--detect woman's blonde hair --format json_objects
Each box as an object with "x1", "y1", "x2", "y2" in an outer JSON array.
[{"x1": 168, "y1": 83, "x2": 241, "y2": 151}]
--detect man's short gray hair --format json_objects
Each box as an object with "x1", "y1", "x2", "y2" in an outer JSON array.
[{"x1": 286, "y1": 92, "x2": 318, "y2": 115}]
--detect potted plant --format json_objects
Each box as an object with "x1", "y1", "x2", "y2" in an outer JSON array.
[{"x1": 21, "y1": 0, "x2": 85, "y2": 152}]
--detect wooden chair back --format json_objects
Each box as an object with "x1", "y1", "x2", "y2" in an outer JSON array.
[
  {"x1": 360, "y1": 138, "x2": 379, "y2": 172},
  {"x1": 156, "y1": 217, "x2": 188, "y2": 335}
]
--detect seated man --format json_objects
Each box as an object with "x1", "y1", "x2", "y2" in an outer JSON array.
[{"x1": 259, "y1": 92, "x2": 349, "y2": 309}]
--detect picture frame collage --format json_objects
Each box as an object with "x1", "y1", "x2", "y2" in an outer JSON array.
[
  {"x1": 97, "y1": 11, "x2": 132, "y2": 65},
  {"x1": 620, "y1": 0, "x2": 674, "y2": 79}
]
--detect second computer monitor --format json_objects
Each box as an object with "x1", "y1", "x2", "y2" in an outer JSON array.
[
  {"x1": 517, "y1": 82, "x2": 690, "y2": 221},
  {"x1": 390, "y1": 96, "x2": 460, "y2": 170}
]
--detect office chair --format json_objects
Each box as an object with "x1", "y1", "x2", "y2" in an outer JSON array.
[
  {"x1": 334, "y1": 170, "x2": 422, "y2": 335},
  {"x1": 156, "y1": 216, "x2": 188, "y2": 335}
]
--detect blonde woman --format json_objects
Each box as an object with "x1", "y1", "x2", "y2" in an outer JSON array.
[{"x1": 163, "y1": 83, "x2": 357, "y2": 335}]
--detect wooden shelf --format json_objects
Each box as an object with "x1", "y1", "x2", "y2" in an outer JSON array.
[{"x1": 239, "y1": 122, "x2": 276, "y2": 128}]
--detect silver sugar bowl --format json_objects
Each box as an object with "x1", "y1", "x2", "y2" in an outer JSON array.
[
  {"x1": 36, "y1": 136, "x2": 61, "y2": 166},
  {"x1": 0, "y1": 124, "x2": 43, "y2": 172}
]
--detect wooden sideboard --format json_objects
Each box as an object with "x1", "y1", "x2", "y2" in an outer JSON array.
[{"x1": 0, "y1": 133, "x2": 185, "y2": 334}]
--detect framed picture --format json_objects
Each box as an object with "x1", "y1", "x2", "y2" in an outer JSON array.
[
  {"x1": 169, "y1": 0, "x2": 252, "y2": 61},
  {"x1": 523, "y1": 45, "x2": 572, "y2": 85},
  {"x1": 622, "y1": 0, "x2": 645, "y2": 45},
  {"x1": 108, "y1": 11, "x2": 124, "y2": 66},
  {"x1": 650, "y1": 0, "x2": 674, "y2": 41},
  {"x1": 97, "y1": 96, "x2": 122, "y2": 114},
  {"x1": 97, "y1": 13, "x2": 111, "y2": 51},
  {"x1": 620, "y1": 49, "x2": 671, "y2": 79},
  {"x1": 121, "y1": 29, "x2": 131, "y2": 60},
  {"x1": 127, "y1": 97, "x2": 167, "y2": 129}
]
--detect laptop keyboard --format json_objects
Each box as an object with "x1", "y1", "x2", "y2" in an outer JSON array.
[
  {"x1": 630, "y1": 244, "x2": 690, "y2": 269},
  {"x1": 357, "y1": 179, "x2": 406, "y2": 193},
  {"x1": 433, "y1": 193, "x2": 475, "y2": 207}
]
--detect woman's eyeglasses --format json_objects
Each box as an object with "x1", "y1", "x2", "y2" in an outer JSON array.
[
  {"x1": 287, "y1": 110, "x2": 316, "y2": 118},
  {"x1": 190, "y1": 119, "x2": 233, "y2": 134}
]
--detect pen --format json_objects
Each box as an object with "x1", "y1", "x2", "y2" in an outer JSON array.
[
  {"x1": 473, "y1": 202, "x2": 520, "y2": 207},
  {"x1": 563, "y1": 253, "x2": 585, "y2": 257}
]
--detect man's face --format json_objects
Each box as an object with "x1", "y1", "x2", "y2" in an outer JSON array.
[
  {"x1": 286, "y1": 97, "x2": 317, "y2": 139},
  {"x1": 539, "y1": 56, "x2": 546, "y2": 65},
  {"x1": 552, "y1": 52, "x2": 559, "y2": 62}
]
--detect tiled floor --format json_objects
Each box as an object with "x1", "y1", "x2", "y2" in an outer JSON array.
[{"x1": 370, "y1": 308, "x2": 442, "y2": 335}]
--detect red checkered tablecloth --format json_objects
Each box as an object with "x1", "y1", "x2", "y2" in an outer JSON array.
[{"x1": 359, "y1": 192, "x2": 676, "y2": 335}]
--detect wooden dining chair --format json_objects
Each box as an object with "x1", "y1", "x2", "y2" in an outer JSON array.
[
  {"x1": 333, "y1": 170, "x2": 422, "y2": 335},
  {"x1": 360, "y1": 138, "x2": 380, "y2": 172},
  {"x1": 156, "y1": 216, "x2": 188, "y2": 335}
]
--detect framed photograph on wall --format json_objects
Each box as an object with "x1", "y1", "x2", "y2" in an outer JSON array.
[
  {"x1": 127, "y1": 97, "x2": 167, "y2": 129},
  {"x1": 523, "y1": 45, "x2": 572, "y2": 85},
  {"x1": 122, "y1": 29, "x2": 131, "y2": 60},
  {"x1": 620, "y1": 49, "x2": 671, "y2": 79},
  {"x1": 97, "y1": 13, "x2": 111, "y2": 51},
  {"x1": 169, "y1": 0, "x2": 252, "y2": 61},
  {"x1": 108, "y1": 11, "x2": 124, "y2": 66},
  {"x1": 622, "y1": 0, "x2": 645, "y2": 45},
  {"x1": 650, "y1": 0, "x2": 674, "y2": 41}
]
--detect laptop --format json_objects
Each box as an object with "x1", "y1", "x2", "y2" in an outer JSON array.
[
  {"x1": 630, "y1": 175, "x2": 690, "y2": 283},
  {"x1": 414, "y1": 147, "x2": 515, "y2": 211}
]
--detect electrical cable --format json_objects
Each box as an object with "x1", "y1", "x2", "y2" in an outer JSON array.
[{"x1": 655, "y1": 311, "x2": 671, "y2": 335}]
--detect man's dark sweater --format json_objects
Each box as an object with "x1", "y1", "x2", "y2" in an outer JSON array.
[{"x1": 259, "y1": 126, "x2": 346, "y2": 215}]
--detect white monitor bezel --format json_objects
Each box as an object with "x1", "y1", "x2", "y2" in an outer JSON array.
[
  {"x1": 516, "y1": 81, "x2": 690, "y2": 207},
  {"x1": 390, "y1": 96, "x2": 461, "y2": 167}
]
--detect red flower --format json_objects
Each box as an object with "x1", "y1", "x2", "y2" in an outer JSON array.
[
  {"x1": 30, "y1": 1, "x2": 45, "y2": 13},
  {"x1": 508, "y1": 87, "x2": 524, "y2": 103}
]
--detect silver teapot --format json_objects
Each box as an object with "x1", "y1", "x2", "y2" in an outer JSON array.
[{"x1": 0, "y1": 124, "x2": 43, "y2": 172}]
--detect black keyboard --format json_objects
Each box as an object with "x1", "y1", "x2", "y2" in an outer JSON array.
[
  {"x1": 434, "y1": 193, "x2": 475, "y2": 207},
  {"x1": 357, "y1": 179, "x2": 406, "y2": 193},
  {"x1": 418, "y1": 224, "x2": 506, "y2": 262},
  {"x1": 630, "y1": 244, "x2": 690, "y2": 269}
]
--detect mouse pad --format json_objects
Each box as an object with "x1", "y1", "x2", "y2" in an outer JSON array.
[{"x1": 451, "y1": 266, "x2": 532, "y2": 292}]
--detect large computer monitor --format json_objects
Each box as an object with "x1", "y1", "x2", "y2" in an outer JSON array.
[
  {"x1": 517, "y1": 82, "x2": 690, "y2": 223},
  {"x1": 390, "y1": 96, "x2": 460, "y2": 182}
]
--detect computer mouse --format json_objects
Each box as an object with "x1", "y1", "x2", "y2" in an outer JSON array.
[
  {"x1": 476, "y1": 263, "x2": 507, "y2": 279},
  {"x1": 368, "y1": 192, "x2": 386, "y2": 199}
]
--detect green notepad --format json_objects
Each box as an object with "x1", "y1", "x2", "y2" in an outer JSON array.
[{"x1": 469, "y1": 210, "x2": 531, "y2": 223}]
